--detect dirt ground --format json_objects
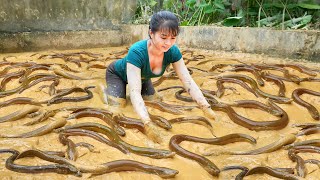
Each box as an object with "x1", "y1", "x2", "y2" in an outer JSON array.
[{"x1": 0, "y1": 46, "x2": 319, "y2": 180}]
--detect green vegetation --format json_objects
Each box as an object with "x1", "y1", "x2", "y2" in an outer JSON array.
[{"x1": 133, "y1": 0, "x2": 320, "y2": 30}]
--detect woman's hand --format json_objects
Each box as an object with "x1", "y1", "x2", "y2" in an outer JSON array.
[
  {"x1": 202, "y1": 107, "x2": 216, "y2": 120},
  {"x1": 144, "y1": 121, "x2": 164, "y2": 144}
]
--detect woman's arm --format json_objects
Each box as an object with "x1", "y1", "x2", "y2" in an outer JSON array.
[
  {"x1": 127, "y1": 63, "x2": 151, "y2": 123},
  {"x1": 172, "y1": 58, "x2": 216, "y2": 119},
  {"x1": 127, "y1": 63, "x2": 164, "y2": 143},
  {"x1": 172, "y1": 58, "x2": 210, "y2": 108}
]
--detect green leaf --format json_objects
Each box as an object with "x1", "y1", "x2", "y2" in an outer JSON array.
[
  {"x1": 204, "y1": 5, "x2": 214, "y2": 14},
  {"x1": 222, "y1": 17, "x2": 242, "y2": 27},
  {"x1": 180, "y1": 21, "x2": 189, "y2": 26},
  {"x1": 186, "y1": 0, "x2": 196, "y2": 5},
  {"x1": 214, "y1": 2, "x2": 225, "y2": 10},
  {"x1": 198, "y1": 2, "x2": 208, "y2": 8},
  {"x1": 150, "y1": 0, "x2": 157, "y2": 7},
  {"x1": 298, "y1": 3, "x2": 320, "y2": 9}
]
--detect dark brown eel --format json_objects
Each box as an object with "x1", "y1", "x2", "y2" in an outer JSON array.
[
  {"x1": 0, "y1": 118, "x2": 67, "y2": 138},
  {"x1": 169, "y1": 116, "x2": 214, "y2": 136},
  {"x1": 0, "y1": 149, "x2": 81, "y2": 176},
  {"x1": 222, "y1": 165, "x2": 249, "y2": 180},
  {"x1": 209, "y1": 100, "x2": 289, "y2": 131},
  {"x1": 0, "y1": 106, "x2": 40, "y2": 123},
  {"x1": 57, "y1": 123, "x2": 175, "y2": 159},
  {"x1": 112, "y1": 114, "x2": 145, "y2": 133},
  {"x1": 169, "y1": 133, "x2": 256, "y2": 176},
  {"x1": 58, "y1": 128, "x2": 128, "y2": 154},
  {"x1": 229, "y1": 66, "x2": 265, "y2": 86},
  {"x1": 0, "y1": 97, "x2": 42, "y2": 108},
  {"x1": 261, "y1": 71, "x2": 286, "y2": 97},
  {"x1": 292, "y1": 88, "x2": 320, "y2": 120},
  {"x1": 17, "y1": 149, "x2": 178, "y2": 178},
  {"x1": 67, "y1": 108, "x2": 126, "y2": 136},
  {"x1": 0, "y1": 70, "x2": 25, "y2": 91},
  {"x1": 245, "y1": 166, "x2": 300, "y2": 180},
  {"x1": 46, "y1": 86, "x2": 95, "y2": 105},
  {"x1": 218, "y1": 74, "x2": 292, "y2": 104},
  {"x1": 215, "y1": 77, "x2": 258, "y2": 98}
]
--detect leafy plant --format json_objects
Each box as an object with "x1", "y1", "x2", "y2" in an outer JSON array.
[{"x1": 133, "y1": 0, "x2": 320, "y2": 30}]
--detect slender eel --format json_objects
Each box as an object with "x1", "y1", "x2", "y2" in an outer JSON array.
[
  {"x1": 145, "y1": 101, "x2": 183, "y2": 115},
  {"x1": 218, "y1": 74, "x2": 292, "y2": 104},
  {"x1": 0, "y1": 97, "x2": 42, "y2": 108},
  {"x1": 292, "y1": 123, "x2": 320, "y2": 129},
  {"x1": 57, "y1": 123, "x2": 175, "y2": 159},
  {"x1": 296, "y1": 126, "x2": 320, "y2": 136},
  {"x1": 0, "y1": 106, "x2": 40, "y2": 123},
  {"x1": 0, "y1": 70, "x2": 25, "y2": 91},
  {"x1": 284, "y1": 139, "x2": 320, "y2": 149},
  {"x1": 58, "y1": 128, "x2": 129, "y2": 154},
  {"x1": 222, "y1": 166, "x2": 249, "y2": 180},
  {"x1": 231, "y1": 100, "x2": 283, "y2": 116},
  {"x1": 157, "y1": 85, "x2": 184, "y2": 92},
  {"x1": 169, "y1": 116, "x2": 214, "y2": 136},
  {"x1": 19, "y1": 64, "x2": 51, "y2": 83},
  {"x1": 149, "y1": 114, "x2": 172, "y2": 130},
  {"x1": 209, "y1": 100, "x2": 289, "y2": 131},
  {"x1": 0, "y1": 118, "x2": 67, "y2": 138},
  {"x1": 251, "y1": 63, "x2": 301, "y2": 84},
  {"x1": 17, "y1": 149, "x2": 178, "y2": 178},
  {"x1": 215, "y1": 77, "x2": 258, "y2": 98},
  {"x1": 0, "y1": 149, "x2": 81, "y2": 176},
  {"x1": 169, "y1": 133, "x2": 256, "y2": 176},
  {"x1": 204, "y1": 134, "x2": 296, "y2": 155},
  {"x1": 47, "y1": 86, "x2": 95, "y2": 105},
  {"x1": 261, "y1": 71, "x2": 286, "y2": 97},
  {"x1": 288, "y1": 146, "x2": 320, "y2": 177},
  {"x1": 292, "y1": 88, "x2": 320, "y2": 120},
  {"x1": 112, "y1": 114, "x2": 145, "y2": 133},
  {"x1": 273, "y1": 63, "x2": 318, "y2": 76},
  {"x1": 92, "y1": 160, "x2": 179, "y2": 178},
  {"x1": 67, "y1": 108, "x2": 125, "y2": 136},
  {"x1": 0, "y1": 73, "x2": 54, "y2": 97},
  {"x1": 25, "y1": 108, "x2": 62, "y2": 126},
  {"x1": 86, "y1": 63, "x2": 107, "y2": 70},
  {"x1": 59, "y1": 134, "x2": 78, "y2": 161},
  {"x1": 229, "y1": 66, "x2": 265, "y2": 86},
  {"x1": 19, "y1": 75, "x2": 60, "y2": 94},
  {"x1": 245, "y1": 166, "x2": 300, "y2": 180},
  {"x1": 52, "y1": 68, "x2": 94, "y2": 80},
  {"x1": 75, "y1": 142, "x2": 98, "y2": 153},
  {"x1": 175, "y1": 89, "x2": 193, "y2": 102}
]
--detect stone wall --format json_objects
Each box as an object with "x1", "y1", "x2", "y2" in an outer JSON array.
[{"x1": 0, "y1": 0, "x2": 136, "y2": 32}]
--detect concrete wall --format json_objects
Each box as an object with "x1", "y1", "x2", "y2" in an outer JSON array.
[
  {"x1": 0, "y1": 25, "x2": 319, "y2": 61},
  {"x1": 0, "y1": 0, "x2": 319, "y2": 61},
  {"x1": 0, "y1": 0, "x2": 137, "y2": 32},
  {"x1": 123, "y1": 25, "x2": 320, "y2": 61}
]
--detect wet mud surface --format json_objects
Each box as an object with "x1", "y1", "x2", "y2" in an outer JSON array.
[{"x1": 0, "y1": 47, "x2": 319, "y2": 179}]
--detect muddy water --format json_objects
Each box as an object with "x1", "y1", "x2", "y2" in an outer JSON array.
[{"x1": 0, "y1": 47, "x2": 319, "y2": 180}]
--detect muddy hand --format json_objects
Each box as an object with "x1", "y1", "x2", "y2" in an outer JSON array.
[
  {"x1": 144, "y1": 121, "x2": 164, "y2": 144},
  {"x1": 202, "y1": 107, "x2": 216, "y2": 120}
]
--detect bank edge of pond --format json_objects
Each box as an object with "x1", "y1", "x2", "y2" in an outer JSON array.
[{"x1": 0, "y1": 25, "x2": 319, "y2": 62}]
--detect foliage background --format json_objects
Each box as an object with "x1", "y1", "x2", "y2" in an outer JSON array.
[{"x1": 133, "y1": 0, "x2": 320, "y2": 30}]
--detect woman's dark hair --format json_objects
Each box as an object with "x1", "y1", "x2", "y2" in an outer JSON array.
[{"x1": 149, "y1": 11, "x2": 180, "y2": 38}]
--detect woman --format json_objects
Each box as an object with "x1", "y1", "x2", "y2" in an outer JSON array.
[{"x1": 104, "y1": 11, "x2": 216, "y2": 143}]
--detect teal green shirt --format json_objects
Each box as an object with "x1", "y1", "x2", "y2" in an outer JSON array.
[{"x1": 114, "y1": 39, "x2": 182, "y2": 83}]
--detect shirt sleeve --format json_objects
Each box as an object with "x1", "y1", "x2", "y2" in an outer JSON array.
[
  {"x1": 170, "y1": 45, "x2": 183, "y2": 63},
  {"x1": 126, "y1": 48, "x2": 143, "y2": 69}
]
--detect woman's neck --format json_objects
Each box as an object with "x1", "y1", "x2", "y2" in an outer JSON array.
[{"x1": 148, "y1": 39, "x2": 163, "y2": 57}]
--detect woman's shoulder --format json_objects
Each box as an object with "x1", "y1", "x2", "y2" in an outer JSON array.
[{"x1": 130, "y1": 39, "x2": 148, "y2": 51}]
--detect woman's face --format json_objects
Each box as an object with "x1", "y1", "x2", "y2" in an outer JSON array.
[{"x1": 150, "y1": 29, "x2": 177, "y2": 52}]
